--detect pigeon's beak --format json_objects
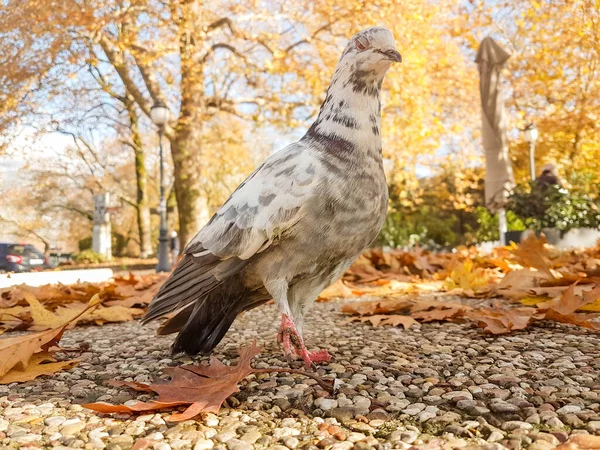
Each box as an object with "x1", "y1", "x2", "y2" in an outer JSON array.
[{"x1": 383, "y1": 48, "x2": 402, "y2": 63}]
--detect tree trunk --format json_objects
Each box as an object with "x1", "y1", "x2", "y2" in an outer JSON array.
[
  {"x1": 169, "y1": 129, "x2": 208, "y2": 248},
  {"x1": 168, "y1": 9, "x2": 210, "y2": 248},
  {"x1": 127, "y1": 100, "x2": 153, "y2": 258}
]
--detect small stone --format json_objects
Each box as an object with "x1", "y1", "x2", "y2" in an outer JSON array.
[
  {"x1": 353, "y1": 396, "x2": 371, "y2": 411},
  {"x1": 563, "y1": 414, "x2": 584, "y2": 428},
  {"x1": 331, "y1": 443, "x2": 353, "y2": 450},
  {"x1": 0, "y1": 418, "x2": 8, "y2": 433},
  {"x1": 587, "y1": 421, "x2": 600, "y2": 433},
  {"x1": 545, "y1": 417, "x2": 565, "y2": 428},
  {"x1": 273, "y1": 399, "x2": 292, "y2": 411},
  {"x1": 402, "y1": 403, "x2": 426, "y2": 416},
  {"x1": 526, "y1": 414, "x2": 541, "y2": 425},
  {"x1": 241, "y1": 431, "x2": 262, "y2": 444},
  {"x1": 556, "y1": 405, "x2": 582, "y2": 415},
  {"x1": 272, "y1": 428, "x2": 300, "y2": 440},
  {"x1": 487, "y1": 431, "x2": 504, "y2": 443},
  {"x1": 535, "y1": 433, "x2": 560, "y2": 446},
  {"x1": 317, "y1": 437, "x2": 338, "y2": 449},
  {"x1": 442, "y1": 391, "x2": 473, "y2": 401},
  {"x1": 205, "y1": 416, "x2": 220, "y2": 427},
  {"x1": 315, "y1": 398, "x2": 338, "y2": 411},
  {"x1": 45, "y1": 416, "x2": 66, "y2": 427},
  {"x1": 419, "y1": 411, "x2": 437, "y2": 422},
  {"x1": 194, "y1": 439, "x2": 215, "y2": 450},
  {"x1": 216, "y1": 431, "x2": 238, "y2": 443},
  {"x1": 489, "y1": 402, "x2": 520, "y2": 413},
  {"x1": 329, "y1": 408, "x2": 355, "y2": 422},
  {"x1": 154, "y1": 443, "x2": 172, "y2": 450},
  {"x1": 226, "y1": 438, "x2": 254, "y2": 450},
  {"x1": 346, "y1": 433, "x2": 366, "y2": 443},
  {"x1": 61, "y1": 418, "x2": 85, "y2": 436},
  {"x1": 400, "y1": 430, "x2": 419, "y2": 444},
  {"x1": 501, "y1": 421, "x2": 533, "y2": 432},
  {"x1": 282, "y1": 436, "x2": 299, "y2": 449}
]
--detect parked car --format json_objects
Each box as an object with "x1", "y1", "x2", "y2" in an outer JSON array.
[{"x1": 0, "y1": 243, "x2": 50, "y2": 273}]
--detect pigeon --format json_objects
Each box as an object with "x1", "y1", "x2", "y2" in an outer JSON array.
[{"x1": 143, "y1": 27, "x2": 402, "y2": 368}]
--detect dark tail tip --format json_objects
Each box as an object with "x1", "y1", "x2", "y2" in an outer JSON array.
[{"x1": 171, "y1": 309, "x2": 238, "y2": 355}]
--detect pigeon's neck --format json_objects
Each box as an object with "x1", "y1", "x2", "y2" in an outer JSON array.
[{"x1": 303, "y1": 61, "x2": 387, "y2": 155}]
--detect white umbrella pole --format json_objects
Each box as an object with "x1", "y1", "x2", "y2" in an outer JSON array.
[{"x1": 499, "y1": 208, "x2": 507, "y2": 246}]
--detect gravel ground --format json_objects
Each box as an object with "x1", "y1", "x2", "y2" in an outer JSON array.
[{"x1": 2, "y1": 298, "x2": 600, "y2": 450}]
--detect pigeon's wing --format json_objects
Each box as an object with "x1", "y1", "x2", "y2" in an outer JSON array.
[
  {"x1": 186, "y1": 142, "x2": 317, "y2": 261},
  {"x1": 143, "y1": 143, "x2": 317, "y2": 325}
]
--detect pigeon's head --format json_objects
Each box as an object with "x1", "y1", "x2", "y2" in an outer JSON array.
[{"x1": 341, "y1": 27, "x2": 402, "y2": 72}]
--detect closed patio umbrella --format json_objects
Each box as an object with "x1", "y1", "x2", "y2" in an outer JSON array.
[{"x1": 476, "y1": 37, "x2": 514, "y2": 245}]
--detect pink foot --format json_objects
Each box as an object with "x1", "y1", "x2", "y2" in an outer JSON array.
[{"x1": 278, "y1": 314, "x2": 331, "y2": 369}]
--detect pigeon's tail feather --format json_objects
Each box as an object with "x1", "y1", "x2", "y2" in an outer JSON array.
[
  {"x1": 171, "y1": 281, "x2": 270, "y2": 355},
  {"x1": 142, "y1": 251, "x2": 222, "y2": 324}
]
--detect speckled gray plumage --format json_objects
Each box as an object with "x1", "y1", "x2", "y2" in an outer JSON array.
[{"x1": 143, "y1": 27, "x2": 400, "y2": 355}]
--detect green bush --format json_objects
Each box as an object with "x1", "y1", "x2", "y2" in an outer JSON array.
[
  {"x1": 509, "y1": 181, "x2": 600, "y2": 232},
  {"x1": 72, "y1": 249, "x2": 106, "y2": 264},
  {"x1": 471, "y1": 206, "x2": 526, "y2": 242},
  {"x1": 78, "y1": 236, "x2": 92, "y2": 251}
]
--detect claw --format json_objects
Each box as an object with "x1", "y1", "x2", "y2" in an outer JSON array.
[{"x1": 278, "y1": 314, "x2": 331, "y2": 369}]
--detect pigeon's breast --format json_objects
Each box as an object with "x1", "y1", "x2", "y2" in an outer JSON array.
[{"x1": 309, "y1": 152, "x2": 388, "y2": 257}]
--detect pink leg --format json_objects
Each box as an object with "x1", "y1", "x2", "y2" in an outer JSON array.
[{"x1": 278, "y1": 314, "x2": 332, "y2": 368}]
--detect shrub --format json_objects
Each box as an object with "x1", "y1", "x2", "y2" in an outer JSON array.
[{"x1": 72, "y1": 249, "x2": 106, "y2": 264}]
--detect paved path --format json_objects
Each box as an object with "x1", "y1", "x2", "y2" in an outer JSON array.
[{"x1": 2, "y1": 299, "x2": 600, "y2": 450}]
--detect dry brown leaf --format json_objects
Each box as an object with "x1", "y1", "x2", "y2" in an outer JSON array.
[
  {"x1": 84, "y1": 343, "x2": 261, "y2": 421},
  {"x1": 343, "y1": 314, "x2": 417, "y2": 329},
  {"x1": 544, "y1": 309, "x2": 600, "y2": 331},
  {"x1": 24, "y1": 292, "x2": 143, "y2": 331},
  {"x1": 467, "y1": 307, "x2": 543, "y2": 334},
  {"x1": 537, "y1": 284, "x2": 600, "y2": 316},
  {"x1": 318, "y1": 279, "x2": 355, "y2": 301},
  {"x1": 341, "y1": 298, "x2": 413, "y2": 316},
  {"x1": 510, "y1": 234, "x2": 555, "y2": 279},
  {"x1": 411, "y1": 305, "x2": 468, "y2": 322},
  {"x1": 0, "y1": 352, "x2": 79, "y2": 384},
  {"x1": 0, "y1": 294, "x2": 100, "y2": 379}
]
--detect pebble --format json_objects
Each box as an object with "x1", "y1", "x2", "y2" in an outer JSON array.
[
  {"x1": 557, "y1": 405, "x2": 582, "y2": 415},
  {"x1": 282, "y1": 436, "x2": 299, "y2": 448},
  {"x1": 194, "y1": 439, "x2": 215, "y2": 450},
  {"x1": 1, "y1": 302, "x2": 600, "y2": 450},
  {"x1": 226, "y1": 438, "x2": 254, "y2": 450},
  {"x1": 315, "y1": 398, "x2": 338, "y2": 411}
]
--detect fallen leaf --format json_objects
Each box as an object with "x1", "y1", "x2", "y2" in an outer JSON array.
[
  {"x1": 84, "y1": 342, "x2": 261, "y2": 421},
  {"x1": 444, "y1": 260, "x2": 492, "y2": 293},
  {"x1": 318, "y1": 279, "x2": 355, "y2": 301},
  {"x1": 543, "y1": 309, "x2": 600, "y2": 331},
  {"x1": 510, "y1": 234, "x2": 555, "y2": 279},
  {"x1": 343, "y1": 314, "x2": 417, "y2": 329},
  {"x1": 0, "y1": 295, "x2": 100, "y2": 379},
  {"x1": 467, "y1": 307, "x2": 543, "y2": 334},
  {"x1": 537, "y1": 284, "x2": 600, "y2": 315},
  {"x1": 341, "y1": 298, "x2": 413, "y2": 316},
  {"x1": 0, "y1": 352, "x2": 79, "y2": 384},
  {"x1": 24, "y1": 292, "x2": 143, "y2": 331}
]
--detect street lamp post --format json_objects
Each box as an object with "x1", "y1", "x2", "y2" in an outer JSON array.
[
  {"x1": 151, "y1": 102, "x2": 171, "y2": 272},
  {"x1": 524, "y1": 124, "x2": 539, "y2": 181}
]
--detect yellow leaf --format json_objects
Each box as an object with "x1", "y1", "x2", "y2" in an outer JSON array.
[{"x1": 0, "y1": 352, "x2": 78, "y2": 384}]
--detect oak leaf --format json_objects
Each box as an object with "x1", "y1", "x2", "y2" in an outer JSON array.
[
  {"x1": 510, "y1": 234, "x2": 555, "y2": 279},
  {"x1": 343, "y1": 314, "x2": 417, "y2": 329},
  {"x1": 0, "y1": 294, "x2": 100, "y2": 379},
  {"x1": 0, "y1": 352, "x2": 79, "y2": 384},
  {"x1": 467, "y1": 307, "x2": 543, "y2": 334},
  {"x1": 341, "y1": 298, "x2": 413, "y2": 316},
  {"x1": 84, "y1": 343, "x2": 261, "y2": 421}
]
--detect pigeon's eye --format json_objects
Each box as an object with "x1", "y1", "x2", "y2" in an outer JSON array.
[{"x1": 355, "y1": 37, "x2": 369, "y2": 51}]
